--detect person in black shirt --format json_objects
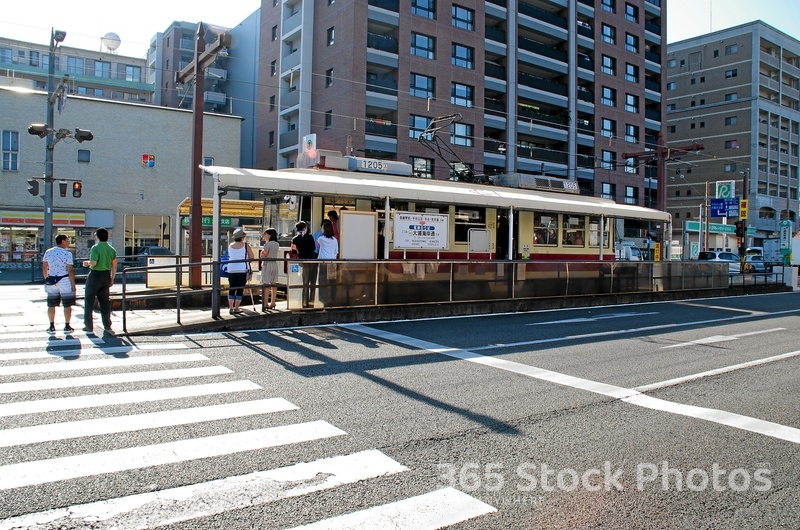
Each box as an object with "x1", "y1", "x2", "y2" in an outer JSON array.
[{"x1": 291, "y1": 221, "x2": 318, "y2": 307}]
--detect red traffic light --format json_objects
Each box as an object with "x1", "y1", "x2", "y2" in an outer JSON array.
[{"x1": 72, "y1": 181, "x2": 82, "y2": 198}]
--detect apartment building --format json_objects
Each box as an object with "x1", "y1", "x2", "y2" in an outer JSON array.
[
  {"x1": 666, "y1": 21, "x2": 800, "y2": 249},
  {"x1": 0, "y1": 35, "x2": 151, "y2": 103},
  {"x1": 255, "y1": 0, "x2": 665, "y2": 215}
]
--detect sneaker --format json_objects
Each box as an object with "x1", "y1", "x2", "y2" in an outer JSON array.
[
  {"x1": 83, "y1": 326, "x2": 94, "y2": 334},
  {"x1": 64, "y1": 324, "x2": 74, "y2": 333},
  {"x1": 47, "y1": 324, "x2": 56, "y2": 333},
  {"x1": 103, "y1": 328, "x2": 115, "y2": 336}
]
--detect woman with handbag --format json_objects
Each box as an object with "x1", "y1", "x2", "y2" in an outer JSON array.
[
  {"x1": 226, "y1": 227, "x2": 253, "y2": 314},
  {"x1": 260, "y1": 228, "x2": 280, "y2": 310}
]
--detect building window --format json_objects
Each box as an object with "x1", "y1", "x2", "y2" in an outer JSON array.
[
  {"x1": 410, "y1": 156, "x2": 434, "y2": 178},
  {"x1": 450, "y1": 122, "x2": 473, "y2": 146},
  {"x1": 270, "y1": 60, "x2": 276, "y2": 76},
  {"x1": 269, "y1": 95, "x2": 275, "y2": 111},
  {"x1": 725, "y1": 139, "x2": 738, "y2": 149},
  {"x1": 625, "y1": 158, "x2": 638, "y2": 174},
  {"x1": 28, "y1": 50, "x2": 39, "y2": 67},
  {"x1": 601, "y1": 24, "x2": 616, "y2": 44},
  {"x1": 601, "y1": 0, "x2": 615, "y2": 13},
  {"x1": 124, "y1": 65, "x2": 141, "y2": 83},
  {"x1": 725, "y1": 69, "x2": 738, "y2": 78},
  {"x1": 625, "y1": 93, "x2": 639, "y2": 113},
  {"x1": 325, "y1": 110, "x2": 333, "y2": 129},
  {"x1": 625, "y1": 3, "x2": 638, "y2": 22},
  {"x1": 94, "y1": 61, "x2": 110, "y2": 78},
  {"x1": 451, "y1": 44, "x2": 474, "y2": 69},
  {"x1": 2, "y1": 130, "x2": 19, "y2": 171},
  {"x1": 451, "y1": 82, "x2": 473, "y2": 107},
  {"x1": 601, "y1": 182, "x2": 616, "y2": 200},
  {"x1": 67, "y1": 57, "x2": 85, "y2": 75},
  {"x1": 410, "y1": 73, "x2": 435, "y2": 98},
  {"x1": 327, "y1": 27, "x2": 335, "y2": 46},
  {"x1": 601, "y1": 150, "x2": 616, "y2": 170},
  {"x1": 724, "y1": 163, "x2": 738, "y2": 173},
  {"x1": 725, "y1": 92, "x2": 738, "y2": 101},
  {"x1": 667, "y1": 58, "x2": 676, "y2": 67},
  {"x1": 409, "y1": 115, "x2": 431, "y2": 140},
  {"x1": 326, "y1": 68, "x2": 334, "y2": 87},
  {"x1": 410, "y1": 33, "x2": 436, "y2": 59},
  {"x1": 725, "y1": 44, "x2": 738, "y2": 55},
  {"x1": 667, "y1": 125, "x2": 676, "y2": 133},
  {"x1": 625, "y1": 124, "x2": 639, "y2": 143},
  {"x1": 452, "y1": 5, "x2": 474, "y2": 30},
  {"x1": 272, "y1": 25, "x2": 278, "y2": 41},
  {"x1": 75, "y1": 149, "x2": 90, "y2": 163},
  {"x1": 625, "y1": 186, "x2": 638, "y2": 204},
  {"x1": 667, "y1": 82, "x2": 676, "y2": 90},
  {"x1": 601, "y1": 55, "x2": 616, "y2": 76},
  {"x1": 725, "y1": 116, "x2": 737, "y2": 125},
  {"x1": 601, "y1": 118, "x2": 616, "y2": 138},
  {"x1": 268, "y1": 131, "x2": 274, "y2": 147},
  {"x1": 601, "y1": 86, "x2": 616, "y2": 107},
  {"x1": 412, "y1": 0, "x2": 436, "y2": 19},
  {"x1": 625, "y1": 63, "x2": 639, "y2": 83},
  {"x1": 625, "y1": 33, "x2": 639, "y2": 53}
]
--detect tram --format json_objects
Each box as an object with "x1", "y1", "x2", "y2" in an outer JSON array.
[{"x1": 202, "y1": 154, "x2": 670, "y2": 263}]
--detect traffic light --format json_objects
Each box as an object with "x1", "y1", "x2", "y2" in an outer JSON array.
[
  {"x1": 27, "y1": 123, "x2": 48, "y2": 138},
  {"x1": 26, "y1": 178, "x2": 39, "y2": 196},
  {"x1": 734, "y1": 221, "x2": 744, "y2": 237},
  {"x1": 72, "y1": 181, "x2": 82, "y2": 198},
  {"x1": 74, "y1": 128, "x2": 93, "y2": 143},
  {"x1": 58, "y1": 180, "x2": 67, "y2": 197}
]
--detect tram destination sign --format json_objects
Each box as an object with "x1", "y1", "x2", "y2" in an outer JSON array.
[{"x1": 393, "y1": 212, "x2": 449, "y2": 250}]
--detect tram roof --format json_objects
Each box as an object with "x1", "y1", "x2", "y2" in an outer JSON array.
[{"x1": 203, "y1": 165, "x2": 671, "y2": 222}]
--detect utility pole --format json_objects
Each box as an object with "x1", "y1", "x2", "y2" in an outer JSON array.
[
  {"x1": 42, "y1": 28, "x2": 66, "y2": 253},
  {"x1": 623, "y1": 135, "x2": 704, "y2": 258},
  {"x1": 175, "y1": 23, "x2": 231, "y2": 288}
]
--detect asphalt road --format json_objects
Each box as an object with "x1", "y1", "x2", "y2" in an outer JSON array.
[{"x1": 1, "y1": 290, "x2": 799, "y2": 529}]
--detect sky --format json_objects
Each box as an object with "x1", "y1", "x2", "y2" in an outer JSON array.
[{"x1": 1, "y1": 0, "x2": 799, "y2": 59}]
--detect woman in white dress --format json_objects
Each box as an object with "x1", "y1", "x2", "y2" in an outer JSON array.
[{"x1": 260, "y1": 228, "x2": 280, "y2": 310}]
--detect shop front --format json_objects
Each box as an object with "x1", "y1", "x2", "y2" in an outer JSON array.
[{"x1": 0, "y1": 209, "x2": 85, "y2": 267}]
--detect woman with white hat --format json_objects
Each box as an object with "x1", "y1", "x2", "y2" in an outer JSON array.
[{"x1": 226, "y1": 227, "x2": 253, "y2": 314}]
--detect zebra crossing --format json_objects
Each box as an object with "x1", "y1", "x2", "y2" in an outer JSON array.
[{"x1": 0, "y1": 326, "x2": 495, "y2": 529}]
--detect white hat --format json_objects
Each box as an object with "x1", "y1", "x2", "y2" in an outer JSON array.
[{"x1": 232, "y1": 228, "x2": 245, "y2": 239}]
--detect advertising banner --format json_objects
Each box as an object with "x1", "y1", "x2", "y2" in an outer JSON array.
[{"x1": 392, "y1": 212, "x2": 449, "y2": 249}]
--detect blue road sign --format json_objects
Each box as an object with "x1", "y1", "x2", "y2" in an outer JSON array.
[{"x1": 710, "y1": 198, "x2": 740, "y2": 217}]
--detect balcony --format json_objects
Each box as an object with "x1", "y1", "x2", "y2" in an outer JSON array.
[
  {"x1": 282, "y1": 88, "x2": 300, "y2": 108},
  {"x1": 645, "y1": 50, "x2": 661, "y2": 64},
  {"x1": 645, "y1": 20, "x2": 662, "y2": 35},
  {"x1": 517, "y1": 106, "x2": 568, "y2": 127},
  {"x1": 645, "y1": 108, "x2": 661, "y2": 121},
  {"x1": 484, "y1": 98, "x2": 506, "y2": 116},
  {"x1": 520, "y1": 146, "x2": 569, "y2": 165},
  {"x1": 368, "y1": 0, "x2": 399, "y2": 10},
  {"x1": 577, "y1": 23, "x2": 593, "y2": 39},
  {"x1": 366, "y1": 76, "x2": 398, "y2": 96},
  {"x1": 486, "y1": 26, "x2": 506, "y2": 44},
  {"x1": 367, "y1": 33, "x2": 398, "y2": 54},
  {"x1": 280, "y1": 129, "x2": 299, "y2": 149},
  {"x1": 486, "y1": 0, "x2": 507, "y2": 6},
  {"x1": 204, "y1": 91, "x2": 226, "y2": 105},
  {"x1": 519, "y1": 2, "x2": 567, "y2": 29},
  {"x1": 485, "y1": 62, "x2": 506, "y2": 80},
  {"x1": 518, "y1": 72, "x2": 568, "y2": 96},
  {"x1": 365, "y1": 120, "x2": 397, "y2": 137},
  {"x1": 519, "y1": 36, "x2": 567, "y2": 63},
  {"x1": 284, "y1": 11, "x2": 301, "y2": 33}
]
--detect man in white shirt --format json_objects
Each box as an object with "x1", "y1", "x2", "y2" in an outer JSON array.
[{"x1": 42, "y1": 234, "x2": 76, "y2": 333}]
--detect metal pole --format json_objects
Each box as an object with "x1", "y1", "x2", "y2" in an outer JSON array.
[
  {"x1": 43, "y1": 28, "x2": 60, "y2": 253},
  {"x1": 211, "y1": 171, "x2": 221, "y2": 318},
  {"x1": 704, "y1": 181, "x2": 710, "y2": 252}
]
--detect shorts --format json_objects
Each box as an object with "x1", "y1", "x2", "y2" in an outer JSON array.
[{"x1": 45, "y1": 277, "x2": 76, "y2": 308}]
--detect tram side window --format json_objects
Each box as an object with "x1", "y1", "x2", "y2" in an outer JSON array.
[
  {"x1": 533, "y1": 213, "x2": 558, "y2": 245},
  {"x1": 454, "y1": 208, "x2": 485, "y2": 243},
  {"x1": 588, "y1": 216, "x2": 611, "y2": 247},
  {"x1": 563, "y1": 216, "x2": 585, "y2": 246}
]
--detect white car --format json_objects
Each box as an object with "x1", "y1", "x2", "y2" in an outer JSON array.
[{"x1": 697, "y1": 251, "x2": 741, "y2": 274}]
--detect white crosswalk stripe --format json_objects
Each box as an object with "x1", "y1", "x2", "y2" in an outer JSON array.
[{"x1": 0, "y1": 331, "x2": 495, "y2": 528}]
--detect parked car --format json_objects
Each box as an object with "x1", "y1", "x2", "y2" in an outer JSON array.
[
  {"x1": 696, "y1": 251, "x2": 741, "y2": 274},
  {"x1": 122, "y1": 246, "x2": 174, "y2": 266},
  {"x1": 743, "y1": 255, "x2": 769, "y2": 273}
]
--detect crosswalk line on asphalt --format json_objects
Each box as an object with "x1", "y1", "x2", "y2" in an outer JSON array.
[
  {"x1": 285, "y1": 487, "x2": 497, "y2": 530},
  {"x1": 0, "y1": 366, "x2": 233, "y2": 394},
  {"x1": 0, "y1": 398, "x2": 298, "y2": 447},
  {"x1": 0, "y1": 379, "x2": 262, "y2": 417},
  {"x1": 0, "y1": 353, "x2": 209, "y2": 376},
  {"x1": 0, "y1": 330, "x2": 108, "y2": 340},
  {"x1": 0, "y1": 337, "x2": 105, "y2": 351},
  {"x1": 0, "y1": 420, "x2": 348, "y2": 490},
  {"x1": 0, "y1": 449, "x2": 407, "y2": 530},
  {"x1": 0, "y1": 342, "x2": 189, "y2": 361}
]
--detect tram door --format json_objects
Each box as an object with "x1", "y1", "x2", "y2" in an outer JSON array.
[{"x1": 495, "y1": 210, "x2": 517, "y2": 259}]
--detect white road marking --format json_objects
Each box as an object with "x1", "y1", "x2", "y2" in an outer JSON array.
[
  {"x1": 0, "y1": 450, "x2": 406, "y2": 530},
  {"x1": 0, "y1": 420, "x2": 347, "y2": 490},
  {"x1": 635, "y1": 349, "x2": 800, "y2": 392},
  {"x1": 0, "y1": 366, "x2": 233, "y2": 394},
  {"x1": 661, "y1": 328, "x2": 784, "y2": 348},
  {"x1": 0, "y1": 343, "x2": 189, "y2": 361},
  {"x1": 0, "y1": 353, "x2": 209, "y2": 376},
  {"x1": 526, "y1": 311, "x2": 659, "y2": 325},
  {"x1": 347, "y1": 324, "x2": 800, "y2": 445},
  {"x1": 0, "y1": 398, "x2": 297, "y2": 447},
  {"x1": 0, "y1": 337, "x2": 103, "y2": 350},
  {"x1": 285, "y1": 487, "x2": 496, "y2": 530},
  {"x1": 674, "y1": 301, "x2": 770, "y2": 315},
  {"x1": 0, "y1": 380, "x2": 261, "y2": 417}
]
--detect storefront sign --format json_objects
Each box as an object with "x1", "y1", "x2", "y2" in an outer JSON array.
[
  {"x1": 0, "y1": 210, "x2": 84, "y2": 226},
  {"x1": 181, "y1": 216, "x2": 232, "y2": 228}
]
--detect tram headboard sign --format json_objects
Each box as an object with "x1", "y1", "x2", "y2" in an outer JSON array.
[
  {"x1": 393, "y1": 212, "x2": 449, "y2": 250},
  {"x1": 346, "y1": 156, "x2": 413, "y2": 176}
]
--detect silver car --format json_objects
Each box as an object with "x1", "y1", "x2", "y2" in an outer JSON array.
[{"x1": 697, "y1": 251, "x2": 741, "y2": 274}]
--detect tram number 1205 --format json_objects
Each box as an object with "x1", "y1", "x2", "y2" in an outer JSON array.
[{"x1": 360, "y1": 159, "x2": 389, "y2": 172}]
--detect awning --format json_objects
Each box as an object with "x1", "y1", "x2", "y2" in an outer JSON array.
[
  {"x1": 178, "y1": 197, "x2": 264, "y2": 218},
  {"x1": 201, "y1": 166, "x2": 672, "y2": 222}
]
